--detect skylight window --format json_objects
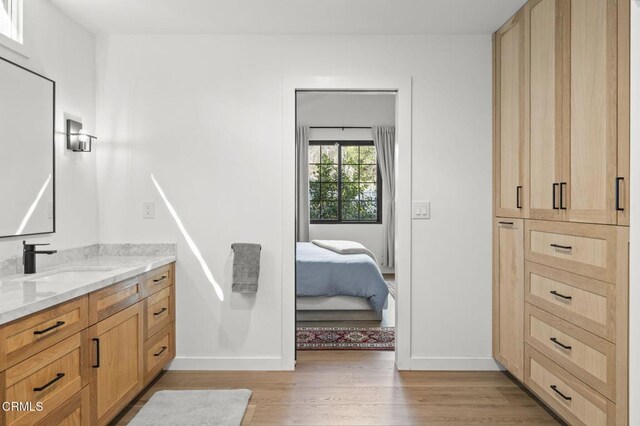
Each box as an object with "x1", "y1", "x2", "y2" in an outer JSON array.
[{"x1": 0, "y1": 0, "x2": 22, "y2": 44}]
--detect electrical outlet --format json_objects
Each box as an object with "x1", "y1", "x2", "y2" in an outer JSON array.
[
  {"x1": 412, "y1": 201, "x2": 430, "y2": 219},
  {"x1": 142, "y1": 201, "x2": 155, "y2": 219}
]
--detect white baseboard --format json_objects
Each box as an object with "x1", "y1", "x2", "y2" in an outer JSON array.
[
  {"x1": 168, "y1": 356, "x2": 290, "y2": 371},
  {"x1": 408, "y1": 357, "x2": 503, "y2": 371}
]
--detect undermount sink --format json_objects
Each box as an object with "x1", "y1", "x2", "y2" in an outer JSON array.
[{"x1": 14, "y1": 267, "x2": 117, "y2": 283}]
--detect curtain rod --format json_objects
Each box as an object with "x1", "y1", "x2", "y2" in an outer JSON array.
[{"x1": 309, "y1": 126, "x2": 372, "y2": 130}]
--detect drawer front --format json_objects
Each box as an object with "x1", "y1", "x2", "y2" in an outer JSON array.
[
  {"x1": 4, "y1": 332, "x2": 86, "y2": 426},
  {"x1": 141, "y1": 264, "x2": 174, "y2": 298},
  {"x1": 525, "y1": 262, "x2": 616, "y2": 341},
  {"x1": 1, "y1": 297, "x2": 88, "y2": 370},
  {"x1": 35, "y1": 386, "x2": 90, "y2": 426},
  {"x1": 525, "y1": 304, "x2": 615, "y2": 400},
  {"x1": 89, "y1": 277, "x2": 142, "y2": 325},
  {"x1": 144, "y1": 323, "x2": 174, "y2": 384},
  {"x1": 525, "y1": 346, "x2": 614, "y2": 426},
  {"x1": 525, "y1": 220, "x2": 617, "y2": 283},
  {"x1": 144, "y1": 286, "x2": 174, "y2": 340}
]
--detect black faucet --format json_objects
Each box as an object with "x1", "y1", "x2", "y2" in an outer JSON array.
[{"x1": 23, "y1": 241, "x2": 57, "y2": 274}]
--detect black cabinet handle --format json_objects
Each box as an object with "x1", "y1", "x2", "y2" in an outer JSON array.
[
  {"x1": 550, "y1": 337, "x2": 572, "y2": 350},
  {"x1": 550, "y1": 243, "x2": 572, "y2": 250},
  {"x1": 92, "y1": 338, "x2": 100, "y2": 368},
  {"x1": 550, "y1": 290, "x2": 572, "y2": 300},
  {"x1": 516, "y1": 186, "x2": 523, "y2": 209},
  {"x1": 550, "y1": 385, "x2": 572, "y2": 401},
  {"x1": 616, "y1": 177, "x2": 625, "y2": 211},
  {"x1": 560, "y1": 182, "x2": 567, "y2": 210},
  {"x1": 153, "y1": 307, "x2": 168, "y2": 316},
  {"x1": 154, "y1": 346, "x2": 168, "y2": 357},
  {"x1": 33, "y1": 373, "x2": 65, "y2": 392},
  {"x1": 153, "y1": 275, "x2": 168, "y2": 283},
  {"x1": 33, "y1": 321, "x2": 65, "y2": 335},
  {"x1": 552, "y1": 183, "x2": 559, "y2": 210},
  {"x1": 498, "y1": 221, "x2": 514, "y2": 226}
]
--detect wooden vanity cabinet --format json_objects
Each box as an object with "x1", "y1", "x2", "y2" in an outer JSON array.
[{"x1": 0, "y1": 262, "x2": 176, "y2": 426}]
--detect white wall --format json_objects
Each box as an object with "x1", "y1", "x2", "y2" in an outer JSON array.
[
  {"x1": 0, "y1": 0, "x2": 97, "y2": 260},
  {"x1": 297, "y1": 92, "x2": 395, "y2": 270},
  {"x1": 95, "y1": 34, "x2": 493, "y2": 368}
]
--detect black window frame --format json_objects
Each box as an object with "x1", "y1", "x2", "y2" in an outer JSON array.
[{"x1": 309, "y1": 140, "x2": 383, "y2": 225}]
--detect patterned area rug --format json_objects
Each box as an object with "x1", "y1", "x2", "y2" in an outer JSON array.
[{"x1": 297, "y1": 327, "x2": 395, "y2": 351}]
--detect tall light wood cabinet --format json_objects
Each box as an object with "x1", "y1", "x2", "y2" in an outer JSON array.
[
  {"x1": 494, "y1": 11, "x2": 526, "y2": 218},
  {"x1": 492, "y1": 218, "x2": 524, "y2": 380}
]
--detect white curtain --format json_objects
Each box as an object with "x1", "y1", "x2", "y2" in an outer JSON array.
[
  {"x1": 372, "y1": 126, "x2": 395, "y2": 268},
  {"x1": 296, "y1": 126, "x2": 310, "y2": 242}
]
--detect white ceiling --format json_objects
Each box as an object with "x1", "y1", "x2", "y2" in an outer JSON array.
[{"x1": 51, "y1": 0, "x2": 526, "y2": 35}]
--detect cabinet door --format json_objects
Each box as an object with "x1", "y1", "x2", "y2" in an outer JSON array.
[
  {"x1": 90, "y1": 303, "x2": 143, "y2": 426},
  {"x1": 528, "y1": 0, "x2": 567, "y2": 221},
  {"x1": 493, "y1": 218, "x2": 525, "y2": 380},
  {"x1": 494, "y1": 12, "x2": 525, "y2": 218},
  {"x1": 564, "y1": 0, "x2": 618, "y2": 224}
]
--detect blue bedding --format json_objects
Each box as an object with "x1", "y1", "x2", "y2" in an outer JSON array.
[{"x1": 296, "y1": 242, "x2": 389, "y2": 313}]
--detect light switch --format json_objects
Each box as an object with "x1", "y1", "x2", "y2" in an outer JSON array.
[
  {"x1": 412, "y1": 201, "x2": 430, "y2": 219},
  {"x1": 142, "y1": 201, "x2": 155, "y2": 219}
]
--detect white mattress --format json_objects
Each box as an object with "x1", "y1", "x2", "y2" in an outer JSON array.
[{"x1": 297, "y1": 295, "x2": 387, "y2": 311}]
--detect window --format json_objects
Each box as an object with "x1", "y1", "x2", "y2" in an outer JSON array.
[
  {"x1": 309, "y1": 141, "x2": 382, "y2": 224},
  {"x1": 0, "y1": 0, "x2": 22, "y2": 44}
]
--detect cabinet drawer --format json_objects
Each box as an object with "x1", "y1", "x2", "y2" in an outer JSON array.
[
  {"x1": 525, "y1": 346, "x2": 614, "y2": 426},
  {"x1": 4, "y1": 332, "x2": 86, "y2": 426},
  {"x1": 144, "y1": 323, "x2": 174, "y2": 385},
  {"x1": 35, "y1": 386, "x2": 90, "y2": 426},
  {"x1": 89, "y1": 277, "x2": 142, "y2": 324},
  {"x1": 525, "y1": 220, "x2": 618, "y2": 283},
  {"x1": 141, "y1": 264, "x2": 174, "y2": 297},
  {"x1": 525, "y1": 262, "x2": 616, "y2": 341},
  {"x1": 144, "y1": 286, "x2": 174, "y2": 340},
  {"x1": 525, "y1": 305, "x2": 615, "y2": 400},
  {"x1": 0, "y1": 297, "x2": 88, "y2": 370}
]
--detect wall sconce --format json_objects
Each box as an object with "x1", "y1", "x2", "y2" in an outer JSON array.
[{"x1": 66, "y1": 119, "x2": 97, "y2": 152}]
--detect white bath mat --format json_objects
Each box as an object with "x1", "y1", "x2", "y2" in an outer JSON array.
[{"x1": 128, "y1": 389, "x2": 252, "y2": 426}]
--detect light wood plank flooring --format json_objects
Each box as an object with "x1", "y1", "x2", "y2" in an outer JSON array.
[{"x1": 112, "y1": 351, "x2": 562, "y2": 425}]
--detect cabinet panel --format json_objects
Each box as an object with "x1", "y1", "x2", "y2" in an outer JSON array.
[
  {"x1": 494, "y1": 13, "x2": 525, "y2": 217},
  {"x1": 144, "y1": 285, "x2": 174, "y2": 340},
  {"x1": 565, "y1": 0, "x2": 618, "y2": 224},
  {"x1": 89, "y1": 277, "x2": 142, "y2": 325},
  {"x1": 493, "y1": 218, "x2": 525, "y2": 379}
]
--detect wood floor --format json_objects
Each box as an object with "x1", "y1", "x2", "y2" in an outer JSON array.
[{"x1": 112, "y1": 351, "x2": 562, "y2": 425}]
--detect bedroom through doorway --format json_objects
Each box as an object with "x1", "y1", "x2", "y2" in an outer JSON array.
[{"x1": 295, "y1": 91, "x2": 397, "y2": 353}]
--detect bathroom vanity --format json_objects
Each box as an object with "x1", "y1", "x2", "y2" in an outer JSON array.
[{"x1": 0, "y1": 255, "x2": 176, "y2": 425}]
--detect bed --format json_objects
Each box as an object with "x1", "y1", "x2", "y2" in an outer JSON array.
[{"x1": 296, "y1": 242, "x2": 389, "y2": 321}]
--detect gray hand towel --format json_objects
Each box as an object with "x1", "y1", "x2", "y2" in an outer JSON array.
[{"x1": 231, "y1": 243, "x2": 261, "y2": 293}]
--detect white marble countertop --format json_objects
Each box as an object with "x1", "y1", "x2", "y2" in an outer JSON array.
[{"x1": 0, "y1": 255, "x2": 176, "y2": 326}]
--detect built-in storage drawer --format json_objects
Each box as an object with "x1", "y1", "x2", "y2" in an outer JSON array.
[
  {"x1": 0, "y1": 297, "x2": 88, "y2": 371},
  {"x1": 89, "y1": 277, "x2": 142, "y2": 325},
  {"x1": 525, "y1": 345, "x2": 614, "y2": 426},
  {"x1": 525, "y1": 304, "x2": 615, "y2": 401},
  {"x1": 525, "y1": 262, "x2": 616, "y2": 342},
  {"x1": 4, "y1": 332, "x2": 86, "y2": 426},
  {"x1": 141, "y1": 264, "x2": 174, "y2": 298},
  {"x1": 143, "y1": 323, "x2": 174, "y2": 385},
  {"x1": 144, "y1": 286, "x2": 174, "y2": 340},
  {"x1": 525, "y1": 220, "x2": 618, "y2": 283},
  {"x1": 35, "y1": 386, "x2": 90, "y2": 426}
]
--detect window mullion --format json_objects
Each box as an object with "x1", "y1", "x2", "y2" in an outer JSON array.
[{"x1": 337, "y1": 143, "x2": 342, "y2": 223}]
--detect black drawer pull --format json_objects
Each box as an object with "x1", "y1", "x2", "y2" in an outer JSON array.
[
  {"x1": 550, "y1": 243, "x2": 572, "y2": 250},
  {"x1": 550, "y1": 385, "x2": 572, "y2": 401},
  {"x1": 33, "y1": 373, "x2": 65, "y2": 392},
  {"x1": 154, "y1": 346, "x2": 168, "y2": 357},
  {"x1": 153, "y1": 275, "x2": 168, "y2": 283},
  {"x1": 550, "y1": 290, "x2": 572, "y2": 300},
  {"x1": 616, "y1": 177, "x2": 624, "y2": 211},
  {"x1": 92, "y1": 338, "x2": 100, "y2": 368},
  {"x1": 552, "y1": 183, "x2": 559, "y2": 210},
  {"x1": 153, "y1": 307, "x2": 168, "y2": 316},
  {"x1": 516, "y1": 186, "x2": 523, "y2": 209},
  {"x1": 560, "y1": 182, "x2": 567, "y2": 210},
  {"x1": 550, "y1": 337, "x2": 572, "y2": 350},
  {"x1": 33, "y1": 321, "x2": 65, "y2": 335},
  {"x1": 498, "y1": 221, "x2": 514, "y2": 226}
]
